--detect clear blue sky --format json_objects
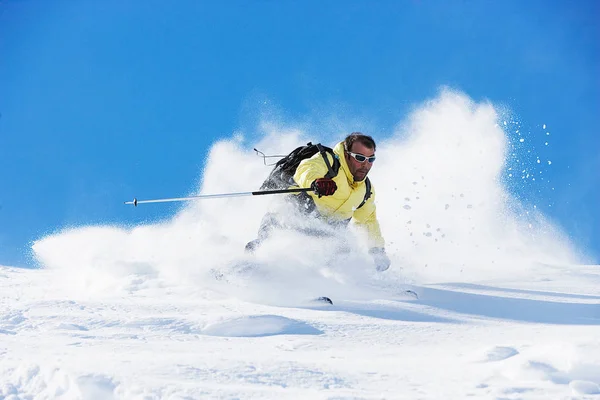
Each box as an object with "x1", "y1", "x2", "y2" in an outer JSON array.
[{"x1": 1, "y1": 0, "x2": 598, "y2": 267}]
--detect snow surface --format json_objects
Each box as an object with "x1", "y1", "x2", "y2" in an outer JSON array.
[{"x1": 2, "y1": 90, "x2": 599, "y2": 399}]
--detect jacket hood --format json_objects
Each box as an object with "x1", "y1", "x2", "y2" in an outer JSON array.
[{"x1": 333, "y1": 141, "x2": 362, "y2": 186}]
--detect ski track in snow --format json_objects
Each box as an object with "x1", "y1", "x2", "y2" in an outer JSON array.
[{"x1": 1, "y1": 265, "x2": 599, "y2": 400}]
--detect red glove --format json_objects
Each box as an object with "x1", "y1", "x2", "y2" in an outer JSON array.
[{"x1": 311, "y1": 178, "x2": 337, "y2": 197}]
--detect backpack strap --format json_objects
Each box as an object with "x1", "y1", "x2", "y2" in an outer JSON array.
[
  {"x1": 315, "y1": 143, "x2": 340, "y2": 179},
  {"x1": 356, "y1": 177, "x2": 372, "y2": 209}
]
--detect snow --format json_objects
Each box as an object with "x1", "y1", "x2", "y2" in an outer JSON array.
[
  {"x1": 202, "y1": 315, "x2": 324, "y2": 337},
  {"x1": 2, "y1": 89, "x2": 599, "y2": 399},
  {"x1": 2, "y1": 265, "x2": 599, "y2": 399}
]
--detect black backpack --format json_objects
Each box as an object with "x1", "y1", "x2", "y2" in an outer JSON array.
[{"x1": 260, "y1": 142, "x2": 372, "y2": 209}]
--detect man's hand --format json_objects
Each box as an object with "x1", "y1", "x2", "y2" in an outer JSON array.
[
  {"x1": 369, "y1": 247, "x2": 390, "y2": 272},
  {"x1": 311, "y1": 178, "x2": 337, "y2": 197}
]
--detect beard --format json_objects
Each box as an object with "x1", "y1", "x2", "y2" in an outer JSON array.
[{"x1": 354, "y1": 169, "x2": 369, "y2": 181}]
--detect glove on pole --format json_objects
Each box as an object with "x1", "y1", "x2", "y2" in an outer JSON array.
[
  {"x1": 369, "y1": 247, "x2": 391, "y2": 272},
  {"x1": 311, "y1": 178, "x2": 337, "y2": 197}
]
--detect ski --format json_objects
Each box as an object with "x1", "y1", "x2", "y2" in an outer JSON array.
[{"x1": 313, "y1": 296, "x2": 333, "y2": 305}]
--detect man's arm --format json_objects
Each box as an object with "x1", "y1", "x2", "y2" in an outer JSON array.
[
  {"x1": 293, "y1": 153, "x2": 332, "y2": 189},
  {"x1": 353, "y1": 193, "x2": 390, "y2": 271},
  {"x1": 352, "y1": 189, "x2": 385, "y2": 249}
]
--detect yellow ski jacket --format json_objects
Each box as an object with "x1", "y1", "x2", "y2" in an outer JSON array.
[{"x1": 293, "y1": 141, "x2": 385, "y2": 249}]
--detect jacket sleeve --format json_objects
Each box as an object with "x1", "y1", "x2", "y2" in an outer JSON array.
[
  {"x1": 293, "y1": 153, "x2": 333, "y2": 189},
  {"x1": 352, "y1": 187, "x2": 385, "y2": 249}
]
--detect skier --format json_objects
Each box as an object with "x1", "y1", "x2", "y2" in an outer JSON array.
[{"x1": 246, "y1": 132, "x2": 391, "y2": 272}]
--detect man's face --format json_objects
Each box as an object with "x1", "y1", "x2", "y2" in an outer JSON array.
[{"x1": 345, "y1": 141, "x2": 375, "y2": 182}]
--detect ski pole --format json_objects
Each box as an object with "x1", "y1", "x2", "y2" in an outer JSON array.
[{"x1": 124, "y1": 187, "x2": 312, "y2": 207}]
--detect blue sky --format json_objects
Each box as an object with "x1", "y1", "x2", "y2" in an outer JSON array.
[{"x1": 1, "y1": 0, "x2": 598, "y2": 267}]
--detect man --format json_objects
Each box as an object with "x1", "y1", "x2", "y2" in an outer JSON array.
[{"x1": 246, "y1": 132, "x2": 391, "y2": 272}]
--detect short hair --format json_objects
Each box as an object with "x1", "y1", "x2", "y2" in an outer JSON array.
[{"x1": 344, "y1": 132, "x2": 376, "y2": 152}]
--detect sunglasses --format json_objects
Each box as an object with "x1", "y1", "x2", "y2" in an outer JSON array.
[{"x1": 346, "y1": 151, "x2": 376, "y2": 163}]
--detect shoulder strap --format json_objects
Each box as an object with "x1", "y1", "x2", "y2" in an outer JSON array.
[
  {"x1": 315, "y1": 143, "x2": 340, "y2": 179},
  {"x1": 356, "y1": 177, "x2": 372, "y2": 209}
]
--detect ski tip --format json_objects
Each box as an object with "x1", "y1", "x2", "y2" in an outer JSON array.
[{"x1": 314, "y1": 296, "x2": 333, "y2": 305}]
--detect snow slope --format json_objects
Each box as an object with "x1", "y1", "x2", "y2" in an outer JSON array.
[
  {"x1": 1, "y1": 265, "x2": 599, "y2": 399},
  {"x1": 1, "y1": 90, "x2": 598, "y2": 399}
]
